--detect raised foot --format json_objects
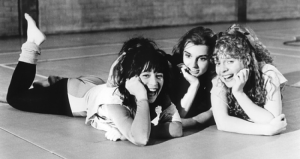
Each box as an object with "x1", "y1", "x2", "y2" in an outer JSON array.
[{"x1": 25, "y1": 13, "x2": 46, "y2": 46}]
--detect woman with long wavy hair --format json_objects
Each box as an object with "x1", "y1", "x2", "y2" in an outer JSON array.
[{"x1": 211, "y1": 24, "x2": 287, "y2": 135}]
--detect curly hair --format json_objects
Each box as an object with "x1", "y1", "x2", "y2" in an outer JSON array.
[
  {"x1": 213, "y1": 24, "x2": 275, "y2": 120},
  {"x1": 111, "y1": 37, "x2": 171, "y2": 113}
]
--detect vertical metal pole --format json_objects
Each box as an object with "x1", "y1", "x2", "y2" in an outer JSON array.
[{"x1": 237, "y1": 0, "x2": 247, "y2": 22}]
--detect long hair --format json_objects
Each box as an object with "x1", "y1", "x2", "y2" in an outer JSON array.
[
  {"x1": 111, "y1": 37, "x2": 171, "y2": 113},
  {"x1": 213, "y1": 24, "x2": 274, "y2": 119},
  {"x1": 171, "y1": 26, "x2": 216, "y2": 83}
]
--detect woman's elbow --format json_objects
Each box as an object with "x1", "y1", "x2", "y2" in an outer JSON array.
[
  {"x1": 170, "y1": 122, "x2": 183, "y2": 137},
  {"x1": 172, "y1": 129, "x2": 183, "y2": 138},
  {"x1": 216, "y1": 124, "x2": 226, "y2": 131},
  {"x1": 132, "y1": 138, "x2": 149, "y2": 146},
  {"x1": 214, "y1": 120, "x2": 227, "y2": 132},
  {"x1": 130, "y1": 133, "x2": 150, "y2": 146},
  {"x1": 179, "y1": 109, "x2": 187, "y2": 118}
]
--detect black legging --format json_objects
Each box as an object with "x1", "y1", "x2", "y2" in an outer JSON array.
[{"x1": 6, "y1": 61, "x2": 73, "y2": 117}]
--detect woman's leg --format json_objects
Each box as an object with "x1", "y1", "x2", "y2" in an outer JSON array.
[{"x1": 6, "y1": 13, "x2": 72, "y2": 116}]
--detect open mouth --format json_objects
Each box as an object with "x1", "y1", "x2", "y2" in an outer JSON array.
[
  {"x1": 147, "y1": 90, "x2": 158, "y2": 98},
  {"x1": 222, "y1": 74, "x2": 234, "y2": 82}
]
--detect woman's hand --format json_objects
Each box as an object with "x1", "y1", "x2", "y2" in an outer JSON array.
[
  {"x1": 180, "y1": 65, "x2": 199, "y2": 85},
  {"x1": 105, "y1": 127, "x2": 123, "y2": 141},
  {"x1": 265, "y1": 114, "x2": 287, "y2": 136},
  {"x1": 232, "y1": 69, "x2": 249, "y2": 94},
  {"x1": 125, "y1": 76, "x2": 148, "y2": 101}
]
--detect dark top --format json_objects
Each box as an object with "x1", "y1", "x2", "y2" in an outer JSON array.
[{"x1": 167, "y1": 54, "x2": 213, "y2": 118}]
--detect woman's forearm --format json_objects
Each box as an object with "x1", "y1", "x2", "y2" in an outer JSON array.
[
  {"x1": 130, "y1": 99, "x2": 151, "y2": 146},
  {"x1": 233, "y1": 92, "x2": 276, "y2": 123},
  {"x1": 151, "y1": 121, "x2": 182, "y2": 138},
  {"x1": 107, "y1": 101, "x2": 151, "y2": 146},
  {"x1": 211, "y1": 90, "x2": 285, "y2": 136},
  {"x1": 179, "y1": 82, "x2": 199, "y2": 117},
  {"x1": 182, "y1": 109, "x2": 213, "y2": 129},
  {"x1": 215, "y1": 115, "x2": 274, "y2": 135}
]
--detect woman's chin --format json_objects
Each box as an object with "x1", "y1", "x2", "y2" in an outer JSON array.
[
  {"x1": 224, "y1": 81, "x2": 236, "y2": 88},
  {"x1": 190, "y1": 71, "x2": 203, "y2": 78},
  {"x1": 147, "y1": 96, "x2": 157, "y2": 103},
  {"x1": 221, "y1": 79, "x2": 235, "y2": 88}
]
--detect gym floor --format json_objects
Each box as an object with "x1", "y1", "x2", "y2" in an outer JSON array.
[{"x1": 0, "y1": 19, "x2": 300, "y2": 159}]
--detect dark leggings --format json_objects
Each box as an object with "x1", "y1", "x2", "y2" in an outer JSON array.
[{"x1": 6, "y1": 61, "x2": 73, "y2": 117}]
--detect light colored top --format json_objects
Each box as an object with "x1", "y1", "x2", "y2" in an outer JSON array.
[
  {"x1": 210, "y1": 64, "x2": 287, "y2": 120},
  {"x1": 68, "y1": 84, "x2": 181, "y2": 130}
]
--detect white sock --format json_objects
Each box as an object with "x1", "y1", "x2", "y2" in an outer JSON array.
[{"x1": 19, "y1": 42, "x2": 41, "y2": 64}]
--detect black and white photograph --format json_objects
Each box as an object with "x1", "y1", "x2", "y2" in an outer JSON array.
[{"x1": 0, "y1": 0, "x2": 299, "y2": 158}]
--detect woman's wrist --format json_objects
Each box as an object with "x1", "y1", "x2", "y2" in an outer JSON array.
[
  {"x1": 136, "y1": 98, "x2": 149, "y2": 108},
  {"x1": 232, "y1": 91, "x2": 246, "y2": 99},
  {"x1": 190, "y1": 79, "x2": 200, "y2": 87},
  {"x1": 135, "y1": 92, "x2": 148, "y2": 102},
  {"x1": 263, "y1": 124, "x2": 274, "y2": 136}
]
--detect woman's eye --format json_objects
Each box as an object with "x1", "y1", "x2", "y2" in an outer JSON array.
[
  {"x1": 156, "y1": 74, "x2": 163, "y2": 79},
  {"x1": 227, "y1": 60, "x2": 234, "y2": 64},
  {"x1": 184, "y1": 53, "x2": 191, "y2": 58},
  {"x1": 199, "y1": 58, "x2": 207, "y2": 61},
  {"x1": 142, "y1": 74, "x2": 150, "y2": 78}
]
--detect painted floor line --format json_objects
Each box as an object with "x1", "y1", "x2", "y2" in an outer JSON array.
[
  {"x1": 0, "y1": 127, "x2": 65, "y2": 159},
  {"x1": 0, "y1": 64, "x2": 47, "y2": 79},
  {"x1": 265, "y1": 27, "x2": 300, "y2": 33},
  {"x1": 0, "y1": 46, "x2": 173, "y2": 67},
  {"x1": 272, "y1": 52, "x2": 300, "y2": 59},
  {"x1": 0, "y1": 52, "x2": 119, "y2": 66},
  {"x1": 259, "y1": 35, "x2": 295, "y2": 40},
  {"x1": 283, "y1": 98, "x2": 300, "y2": 104},
  {"x1": 268, "y1": 46, "x2": 300, "y2": 52},
  {"x1": 0, "y1": 47, "x2": 298, "y2": 68},
  {"x1": 0, "y1": 39, "x2": 176, "y2": 56},
  {"x1": 0, "y1": 43, "x2": 123, "y2": 56},
  {"x1": 0, "y1": 36, "x2": 298, "y2": 57}
]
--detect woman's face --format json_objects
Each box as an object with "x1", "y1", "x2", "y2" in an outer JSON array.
[
  {"x1": 215, "y1": 56, "x2": 246, "y2": 88},
  {"x1": 183, "y1": 43, "x2": 209, "y2": 77},
  {"x1": 139, "y1": 69, "x2": 164, "y2": 103}
]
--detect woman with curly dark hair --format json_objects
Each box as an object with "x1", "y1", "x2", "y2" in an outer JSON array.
[
  {"x1": 7, "y1": 14, "x2": 182, "y2": 146},
  {"x1": 211, "y1": 24, "x2": 287, "y2": 135}
]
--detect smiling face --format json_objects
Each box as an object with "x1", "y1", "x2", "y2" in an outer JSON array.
[
  {"x1": 215, "y1": 57, "x2": 246, "y2": 88},
  {"x1": 139, "y1": 69, "x2": 164, "y2": 103},
  {"x1": 182, "y1": 43, "x2": 209, "y2": 77}
]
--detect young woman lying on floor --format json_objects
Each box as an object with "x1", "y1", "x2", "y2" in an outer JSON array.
[
  {"x1": 7, "y1": 13, "x2": 182, "y2": 146},
  {"x1": 211, "y1": 24, "x2": 287, "y2": 135}
]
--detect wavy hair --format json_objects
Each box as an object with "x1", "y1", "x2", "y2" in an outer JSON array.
[
  {"x1": 171, "y1": 26, "x2": 216, "y2": 78},
  {"x1": 213, "y1": 24, "x2": 274, "y2": 119},
  {"x1": 111, "y1": 37, "x2": 171, "y2": 113}
]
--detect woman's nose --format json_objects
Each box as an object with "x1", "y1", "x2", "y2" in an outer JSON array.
[
  {"x1": 221, "y1": 64, "x2": 228, "y2": 73},
  {"x1": 149, "y1": 75, "x2": 158, "y2": 86},
  {"x1": 190, "y1": 58, "x2": 198, "y2": 68}
]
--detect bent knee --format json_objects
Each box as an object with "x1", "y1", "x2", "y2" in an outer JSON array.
[{"x1": 6, "y1": 92, "x2": 22, "y2": 109}]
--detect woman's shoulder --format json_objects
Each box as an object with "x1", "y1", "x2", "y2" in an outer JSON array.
[
  {"x1": 211, "y1": 76, "x2": 221, "y2": 87},
  {"x1": 210, "y1": 76, "x2": 226, "y2": 95},
  {"x1": 261, "y1": 64, "x2": 287, "y2": 88}
]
